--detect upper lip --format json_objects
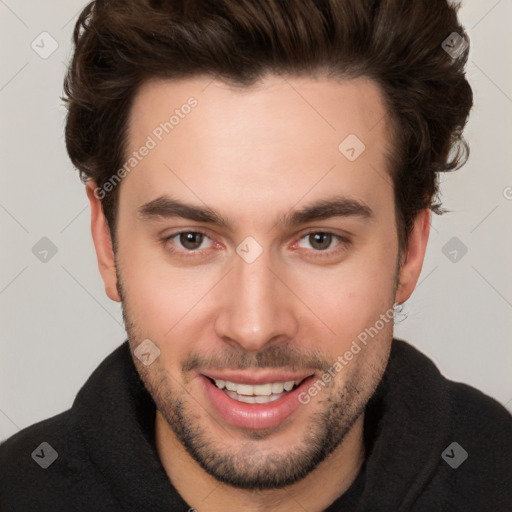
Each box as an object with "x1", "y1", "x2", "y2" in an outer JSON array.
[{"x1": 200, "y1": 370, "x2": 315, "y2": 385}]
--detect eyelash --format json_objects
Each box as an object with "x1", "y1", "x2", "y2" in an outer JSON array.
[{"x1": 161, "y1": 230, "x2": 351, "y2": 258}]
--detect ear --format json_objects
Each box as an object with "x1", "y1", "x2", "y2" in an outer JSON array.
[
  {"x1": 86, "y1": 182, "x2": 121, "y2": 302},
  {"x1": 395, "y1": 209, "x2": 431, "y2": 305}
]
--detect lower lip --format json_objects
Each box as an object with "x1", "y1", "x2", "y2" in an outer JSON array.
[{"x1": 200, "y1": 375, "x2": 315, "y2": 430}]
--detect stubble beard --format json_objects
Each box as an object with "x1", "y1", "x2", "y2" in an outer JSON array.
[{"x1": 116, "y1": 265, "x2": 394, "y2": 489}]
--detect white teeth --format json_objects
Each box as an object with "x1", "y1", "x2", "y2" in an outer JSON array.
[
  {"x1": 225, "y1": 390, "x2": 285, "y2": 404},
  {"x1": 225, "y1": 381, "x2": 237, "y2": 391},
  {"x1": 212, "y1": 378, "x2": 301, "y2": 396},
  {"x1": 253, "y1": 383, "x2": 273, "y2": 396},
  {"x1": 236, "y1": 384, "x2": 254, "y2": 396},
  {"x1": 283, "y1": 381, "x2": 295, "y2": 391},
  {"x1": 271, "y1": 382, "x2": 284, "y2": 394},
  {"x1": 237, "y1": 394, "x2": 256, "y2": 404}
]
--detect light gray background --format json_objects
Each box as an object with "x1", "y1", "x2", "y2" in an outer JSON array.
[{"x1": 1, "y1": 0, "x2": 511, "y2": 442}]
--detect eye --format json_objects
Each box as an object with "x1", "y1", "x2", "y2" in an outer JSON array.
[
  {"x1": 165, "y1": 231, "x2": 214, "y2": 252},
  {"x1": 296, "y1": 232, "x2": 346, "y2": 252}
]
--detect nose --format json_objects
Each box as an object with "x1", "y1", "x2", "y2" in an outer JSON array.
[{"x1": 213, "y1": 248, "x2": 299, "y2": 353}]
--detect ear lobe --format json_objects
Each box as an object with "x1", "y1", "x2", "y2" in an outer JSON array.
[
  {"x1": 395, "y1": 209, "x2": 431, "y2": 305},
  {"x1": 86, "y1": 182, "x2": 121, "y2": 302}
]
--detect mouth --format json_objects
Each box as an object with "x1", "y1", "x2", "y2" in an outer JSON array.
[
  {"x1": 206, "y1": 377, "x2": 307, "y2": 404},
  {"x1": 199, "y1": 372, "x2": 316, "y2": 430}
]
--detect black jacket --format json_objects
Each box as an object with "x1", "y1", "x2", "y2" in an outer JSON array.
[{"x1": 1, "y1": 338, "x2": 511, "y2": 511}]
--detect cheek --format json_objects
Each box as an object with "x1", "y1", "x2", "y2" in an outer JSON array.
[
  {"x1": 293, "y1": 240, "x2": 397, "y2": 351},
  {"x1": 118, "y1": 242, "x2": 223, "y2": 345}
]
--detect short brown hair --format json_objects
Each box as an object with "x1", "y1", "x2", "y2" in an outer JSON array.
[{"x1": 63, "y1": 0, "x2": 473, "y2": 253}]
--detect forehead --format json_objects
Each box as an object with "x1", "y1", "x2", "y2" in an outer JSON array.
[
  {"x1": 128, "y1": 74, "x2": 390, "y2": 148},
  {"x1": 122, "y1": 74, "x2": 394, "y2": 223}
]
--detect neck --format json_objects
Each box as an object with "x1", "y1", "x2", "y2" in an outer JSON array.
[{"x1": 155, "y1": 411, "x2": 366, "y2": 512}]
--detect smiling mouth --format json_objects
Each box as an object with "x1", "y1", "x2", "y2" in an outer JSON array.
[{"x1": 206, "y1": 377, "x2": 308, "y2": 404}]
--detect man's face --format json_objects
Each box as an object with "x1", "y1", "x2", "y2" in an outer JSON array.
[{"x1": 112, "y1": 75, "x2": 403, "y2": 488}]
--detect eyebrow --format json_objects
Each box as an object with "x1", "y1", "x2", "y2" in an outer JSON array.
[{"x1": 137, "y1": 194, "x2": 373, "y2": 228}]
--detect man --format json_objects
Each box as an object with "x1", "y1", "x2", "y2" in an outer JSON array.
[{"x1": 1, "y1": 0, "x2": 511, "y2": 510}]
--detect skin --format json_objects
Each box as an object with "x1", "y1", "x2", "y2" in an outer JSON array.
[{"x1": 87, "y1": 75, "x2": 430, "y2": 511}]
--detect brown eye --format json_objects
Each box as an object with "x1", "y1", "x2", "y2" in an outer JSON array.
[
  {"x1": 295, "y1": 232, "x2": 350, "y2": 257},
  {"x1": 179, "y1": 232, "x2": 206, "y2": 250},
  {"x1": 308, "y1": 232, "x2": 332, "y2": 251},
  {"x1": 162, "y1": 230, "x2": 216, "y2": 258}
]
